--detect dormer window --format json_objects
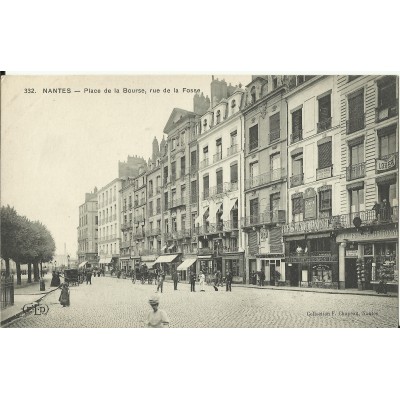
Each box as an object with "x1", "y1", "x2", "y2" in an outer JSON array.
[
  {"x1": 203, "y1": 119, "x2": 208, "y2": 129},
  {"x1": 251, "y1": 86, "x2": 256, "y2": 103},
  {"x1": 216, "y1": 110, "x2": 221, "y2": 124},
  {"x1": 231, "y1": 99, "x2": 236, "y2": 108}
]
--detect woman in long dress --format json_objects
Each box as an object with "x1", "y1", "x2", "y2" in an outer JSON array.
[{"x1": 59, "y1": 283, "x2": 70, "y2": 307}]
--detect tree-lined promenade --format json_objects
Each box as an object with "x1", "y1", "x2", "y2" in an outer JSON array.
[{"x1": 1, "y1": 206, "x2": 55, "y2": 285}]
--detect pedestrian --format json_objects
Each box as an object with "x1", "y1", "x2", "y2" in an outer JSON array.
[
  {"x1": 146, "y1": 294, "x2": 169, "y2": 328},
  {"x1": 372, "y1": 202, "x2": 381, "y2": 220},
  {"x1": 190, "y1": 270, "x2": 196, "y2": 292},
  {"x1": 172, "y1": 270, "x2": 179, "y2": 290},
  {"x1": 86, "y1": 269, "x2": 92, "y2": 285},
  {"x1": 50, "y1": 271, "x2": 59, "y2": 287},
  {"x1": 259, "y1": 269, "x2": 265, "y2": 287},
  {"x1": 226, "y1": 269, "x2": 232, "y2": 292},
  {"x1": 156, "y1": 269, "x2": 165, "y2": 293},
  {"x1": 213, "y1": 270, "x2": 219, "y2": 291},
  {"x1": 199, "y1": 270, "x2": 206, "y2": 292},
  {"x1": 59, "y1": 283, "x2": 70, "y2": 307}
]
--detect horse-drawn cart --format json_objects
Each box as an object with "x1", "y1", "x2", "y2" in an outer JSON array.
[{"x1": 64, "y1": 269, "x2": 80, "y2": 286}]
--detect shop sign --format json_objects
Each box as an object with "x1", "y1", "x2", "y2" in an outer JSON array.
[
  {"x1": 337, "y1": 229, "x2": 398, "y2": 242},
  {"x1": 376, "y1": 155, "x2": 396, "y2": 172},
  {"x1": 346, "y1": 249, "x2": 358, "y2": 257}
]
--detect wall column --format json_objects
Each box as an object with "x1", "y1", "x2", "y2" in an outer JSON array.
[{"x1": 339, "y1": 242, "x2": 346, "y2": 289}]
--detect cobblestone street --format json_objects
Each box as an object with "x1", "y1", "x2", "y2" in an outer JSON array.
[{"x1": 4, "y1": 276, "x2": 398, "y2": 328}]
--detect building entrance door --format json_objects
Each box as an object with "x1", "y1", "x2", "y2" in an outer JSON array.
[
  {"x1": 290, "y1": 264, "x2": 299, "y2": 286},
  {"x1": 345, "y1": 258, "x2": 358, "y2": 288}
]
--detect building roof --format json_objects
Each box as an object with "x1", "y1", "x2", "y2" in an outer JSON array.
[{"x1": 163, "y1": 108, "x2": 198, "y2": 134}]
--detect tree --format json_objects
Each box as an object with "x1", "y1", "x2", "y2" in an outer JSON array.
[{"x1": 1, "y1": 206, "x2": 20, "y2": 277}]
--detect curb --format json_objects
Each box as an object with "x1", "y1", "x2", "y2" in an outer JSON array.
[{"x1": 1, "y1": 286, "x2": 59, "y2": 327}]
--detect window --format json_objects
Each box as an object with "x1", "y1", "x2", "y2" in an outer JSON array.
[
  {"x1": 318, "y1": 94, "x2": 331, "y2": 132},
  {"x1": 291, "y1": 153, "x2": 303, "y2": 187},
  {"x1": 156, "y1": 198, "x2": 161, "y2": 214},
  {"x1": 319, "y1": 189, "x2": 332, "y2": 212},
  {"x1": 164, "y1": 192, "x2": 168, "y2": 209},
  {"x1": 378, "y1": 182, "x2": 397, "y2": 207},
  {"x1": 250, "y1": 162, "x2": 259, "y2": 184},
  {"x1": 149, "y1": 201, "x2": 153, "y2": 216},
  {"x1": 203, "y1": 146, "x2": 208, "y2": 159},
  {"x1": 216, "y1": 138, "x2": 222, "y2": 161},
  {"x1": 230, "y1": 162, "x2": 238, "y2": 184},
  {"x1": 181, "y1": 185, "x2": 186, "y2": 200},
  {"x1": 172, "y1": 217, "x2": 177, "y2": 232},
  {"x1": 230, "y1": 131, "x2": 237, "y2": 146},
  {"x1": 269, "y1": 113, "x2": 280, "y2": 142},
  {"x1": 216, "y1": 110, "x2": 221, "y2": 124},
  {"x1": 379, "y1": 126, "x2": 396, "y2": 158},
  {"x1": 273, "y1": 77, "x2": 278, "y2": 89},
  {"x1": 250, "y1": 198, "x2": 259, "y2": 218},
  {"x1": 181, "y1": 214, "x2": 186, "y2": 231},
  {"x1": 251, "y1": 86, "x2": 256, "y2": 103},
  {"x1": 190, "y1": 180, "x2": 197, "y2": 204},
  {"x1": 171, "y1": 161, "x2": 176, "y2": 182},
  {"x1": 216, "y1": 169, "x2": 223, "y2": 193},
  {"x1": 203, "y1": 174, "x2": 209, "y2": 199},
  {"x1": 376, "y1": 77, "x2": 398, "y2": 121},
  {"x1": 350, "y1": 142, "x2": 364, "y2": 166},
  {"x1": 297, "y1": 76, "x2": 304, "y2": 85},
  {"x1": 180, "y1": 156, "x2": 186, "y2": 177},
  {"x1": 292, "y1": 197, "x2": 303, "y2": 222},
  {"x1": 350, "y1": 188, "x2": 365, "y2": 213},
  {"x1": 171, "y1": 188, "x2": 176, "y2": 202},
  {"x1": 249, "y1": 124, "x2": 258, "y2": 151},
  {"x1": 181, "y1": 131, "x2": 185, "y2": 146},
  {"x1": 318, "y1": 141, "x2": 332, "y2": 169},
  {"x1": 292, "y1": 108, "x2": 302, "y2": 139},
  {"x1": 270, "y1": 193, "x2": 280, "y2": 213},
  {"x1": 270, "y1": 153, "x2": 281, "y2": 176},
  {"x1": 163, "y1": 166, "x2": 168, "y2": 184},
  {"x1": 347, "y1": 89, "x2": 364, "y2": 133},
  {"x1": 149, "y1": 180, "x2": 153, "y2": 197},
  {"x1": 191, "y1": 151, "x2": 197, "y2": 170},
  {"x1": 165, "y1": 219, "x2": 169, "y2": 233}
]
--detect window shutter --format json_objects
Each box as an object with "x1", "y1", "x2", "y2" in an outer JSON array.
[
  {"x1": 349, "y1": 91, "x2": 364, "y2": 118},
  {"x1": 318, "y1": 141, "x2": 332, "y2": 168},
  {"x1": 269, "y1": 227, "x2": 283, "y2": 253},
  {"x1": 269, "y1": 113, "x2": 280, "y2": 141},
  {"x1": 318, "y1": 95, "x2": 331, "y2": 121},
  {"x1": 248, "y1": 231, "x2": 258, "y2": 255},
  {"x1": 292, "y1": 197, "x2": 303, "y2": 214},
  {"x1": 230, "y1": 163, "x2": 238, "y2": 183}
]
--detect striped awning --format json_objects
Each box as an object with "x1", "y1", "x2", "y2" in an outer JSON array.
[
  {"x1": 177, "y1": 258, "x2": 197, "y2": 271},
  {"x1": 78, "y1": 261, "x2": 87, "y2": 268},
  {"x1": 154, "y1": 254, "x2": 179, "y2": 264}
]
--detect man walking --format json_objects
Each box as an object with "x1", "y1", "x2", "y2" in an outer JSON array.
[
  {"x1": 172, "y1": 269, "x2": 179, "y2": 290},
  {"x1": 226, "y1": 269, "x2": 232, "y2": 292},
  {"x1": 190, "y1": 270, "x2": 196, "y2": 292},
  {"x1": 156, "y1": 269, "x2": 165, "y2": 293},
  {"x1": 86, "y1": 269, "x2": 92, "y2": 285}
]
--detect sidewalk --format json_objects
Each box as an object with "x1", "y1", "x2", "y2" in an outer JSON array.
[{"x1": 1, "y1": 274, "x2": 60, "y2": 326}]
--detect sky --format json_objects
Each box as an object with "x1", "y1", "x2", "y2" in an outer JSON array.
[{"x1": 1, "y1": 74, "x2": 251, "y2": 256}]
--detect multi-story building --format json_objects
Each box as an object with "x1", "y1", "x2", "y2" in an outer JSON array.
[
  {"x1": 120, "y1": 177, "x2": 135, "y2": 272},
  {"x1": 281, "y1": 75, "x2": 341, "y2": 289},
  {"x1": 143, "y1": 137, "x2": 163, "y2": 268},
  {"x1": 131, "y1": 166, "x2": 147, "y2": 267},
  {"x1": 77, "y1": 188, "x2": 99, "y2": 267},
  {"x1": 159, "y1": 106, "x2": 201, "y2": 276},
  {"x1": 334, "y1": 75, "x2": 398, "y2": 291},
  {"x1": 98, "y1": 178, "x2": 123, "y2": 271},
  {"x1": 242, "y1": 75, "x2": 288, "y2": 285},
  {"x1": 196, "y1": 78, "x2": 246, "y2": 280}
]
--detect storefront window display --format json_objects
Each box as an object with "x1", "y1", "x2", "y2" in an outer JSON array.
[
  {"x1": 312, "y1": 265, "x2": 332, "y2": 283},
  {"x1": 374, "y1": 243, "x2": 398, "y2": 282}
]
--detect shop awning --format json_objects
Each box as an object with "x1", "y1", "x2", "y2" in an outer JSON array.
[
  {"x1": 198, "y1": 255, "x2": 213, "y2": 259},
  {"x1": 78, "y1": 261, "x2": 87, "y2": 268},
  {"x1": 99, "y1": 257, "x2": 112, "y2": 264},
  {"x1": 177, "y1": 258, "x2": 197, "y2": 271},
  {"x1": 154, "y1": 254, "x2": 179, "y2": 264}
]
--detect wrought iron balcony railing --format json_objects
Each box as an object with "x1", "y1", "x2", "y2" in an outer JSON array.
[
  {"x1": 290, "y1": 129, "x2": 303, "y2": 144},
  {"x1": 346, "y1": 162, "x2": 366, "y2": 181},
  {"x1": 241, "y1": 210, "x2": 286, "y2": 228},
  {"x1": 290, "y1": 173, "x2": 304, "y2": 188},
  {"x1": 317, "y1": 117, "x2": 332, "y2": 133},
  {"x1": 269, "y1": 128, "x2": 280, "y2": 143},
  {"x1": 168, "y1": 196, "x2": 186, "y2": 209},
  {"x1": 199, "y1": 158, "x2": 209, "y2": 169},
  {"x1": 282, "y1": 206, "x2": 398, "y2": 235},
  {"x1": 227, "y1": 144, "x2": 238, "y2": 156},
  {"x1": 248, "y1": 140, "x2": 259, "y2": 153},
  {"x1": 213, "y1": 153, "x2": 223, "y2": 163},
  {"x1": 245, "y1": 168, "x2": 286, "y2": 190}
]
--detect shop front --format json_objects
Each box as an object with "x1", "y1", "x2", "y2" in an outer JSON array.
[
  {"x1": 336, "y1": 226, "x2": 398, "y2": 291},
  {"x1": 176, "y1": 257, "x2": 197, "y2": 282},
  {"x1": 120, "y1": 256, "x2": 130, "y2": 273},
  {"x1": 256, "y1": 254, "x2": 285, "y2": 286},
  {"x1": 154, "y1": 253, "x2": 181, "y2": 278},
  {"x1": 99, "y1": 256, "x2": 113, "y2": 272},
  {"x1": 222, "y1": 252, "x2": 245, "y2": 283}
]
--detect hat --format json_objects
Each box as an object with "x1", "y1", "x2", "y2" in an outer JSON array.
[{"x1": 149, "y1": 294, "x2": 160, "y2": 305}]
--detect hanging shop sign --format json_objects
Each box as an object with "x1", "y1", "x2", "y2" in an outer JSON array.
[{"x1": 337, "y1": 228, "x2": 398, "y2": 242}]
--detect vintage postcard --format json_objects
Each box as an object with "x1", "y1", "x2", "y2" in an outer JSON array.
[{"x1": 1, "y1": 74, "x2": 398, "y2": 328}]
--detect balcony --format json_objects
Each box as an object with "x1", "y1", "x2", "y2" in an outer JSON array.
[
  {"x1": 121, "y1": 221, "x2": 133, "y2": 230},
  {"x1": 132, "y1": 231, "x2": 145, "y2": 240},
  {"x1": 241, "y1": 210, "x2": 286, "y2": 228},
  {"x1": 346, "y1": 162, "x2": 366, "y2": 181},
  {"x1": 290, "y1": 173, "x2": 304, "y2": 188},
  {"x1": 213, "y1": 152, "x2": 223, "y2": 163},
  {"x1": 223, "y1": 220, "x2": 239, "y2": 231},
  {"x1": 375, "y1": 102, "x2": 398, "y2": 122},
  {"x1": 346, "y1": 113, "x2": 365, "y2": 134},
  {"x1": 198, "y1": 247, "x2": 214, "y2": 255},
  {"x1": 269, "y1": 128, "x2": 280, "y2": 143},
  {"x1": 245, "y1": 168, "x2": 286, "y2": 190},
  {"x1": 290, "y1": 129, "x2": 303, "y2": 144},
  {"x1": 140, "y1": 248, "x2": 161, "y2": 256},
  {"x1": 317, "y1": 117, "x2": 332, "y2": 133},
  {"x1": 248, "y1": 140, "x2": 258, "y2": 153},
  {"x1": 146, "y1": 228, "x2": 161, "y2": 236},
  {"x1": 316, "y1": 165, "x2": 333, "y2": 180},
  {"x1": 227, "y1": 144, "x2": 238, "y2": 156},
  {"x1": 283, "y1": 207, "x2": 399, "y2": 235},
  {"x1": 199, "y1": 158, "x2": 209, "y2": 169},
  {"x1": 168, "y1": 196, "x2": 186, "y2": 209},
  {"x1": 375, "y1": 152, "x2": 398, "y2": 173}
]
